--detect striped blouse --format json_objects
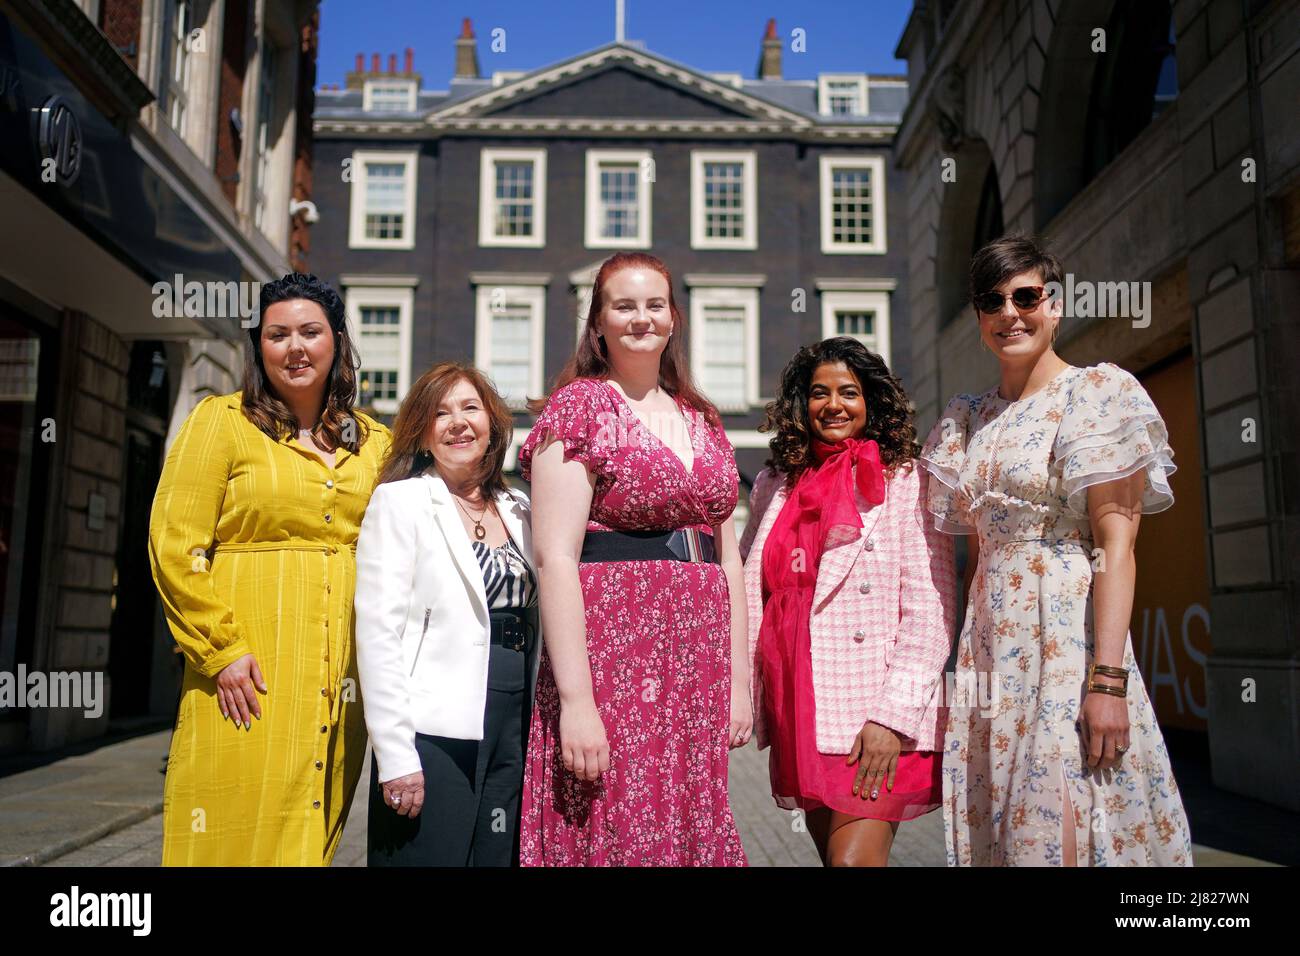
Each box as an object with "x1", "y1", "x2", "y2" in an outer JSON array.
[{"x1": 470, "y1": 536, "x2": 538, "y2": 610}]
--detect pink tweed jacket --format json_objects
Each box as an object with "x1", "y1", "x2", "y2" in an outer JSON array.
[{"x1": 739, "y1": 463, "x2": 957, "y2": 755}]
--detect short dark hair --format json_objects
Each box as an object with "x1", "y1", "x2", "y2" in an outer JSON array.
[
  {"x1": 969, "y1": 235, "x2": 1064, "y2": 307},
  {"x1": 241, "y1": 272, "x2": 370, "y2": 453}
]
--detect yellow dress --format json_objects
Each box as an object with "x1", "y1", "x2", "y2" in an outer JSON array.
[{"x1": 148, "y1": 392, "x2": 391, "y2": 866}]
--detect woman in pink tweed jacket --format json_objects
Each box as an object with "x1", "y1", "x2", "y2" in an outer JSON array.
[{"x1": 739, "y1": 338, "x2": 957, "y2": 867}]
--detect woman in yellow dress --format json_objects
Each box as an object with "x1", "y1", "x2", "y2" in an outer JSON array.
[{"x1": 149, "y1": 273, "x2": 390, "y2": 866}]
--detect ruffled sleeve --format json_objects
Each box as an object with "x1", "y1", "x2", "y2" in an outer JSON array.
[
  {"x1": 918, "y1": 394, "x2": 978, "y2": 534},
  {"x1": 517, "y1": 378, "x2": 613, "y2": 482},
  {"x1": 1052, "y1": 363, "x2": 1176, "y2": 517}
]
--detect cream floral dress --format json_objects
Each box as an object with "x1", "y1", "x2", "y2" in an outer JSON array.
[{"x1": 920, "y1": 363, "x2": 1193, "y2": 866}]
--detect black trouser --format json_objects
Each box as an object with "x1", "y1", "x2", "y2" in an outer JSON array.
[{"x1": 367, "y1": 640, "x2": 531, "y2": 867}]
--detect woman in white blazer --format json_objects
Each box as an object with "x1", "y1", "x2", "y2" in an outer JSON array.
[{"x1": 354, "y1": 362, "x2": 540, "y2": 866}]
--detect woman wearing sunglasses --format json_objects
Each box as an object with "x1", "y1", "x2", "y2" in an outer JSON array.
[{"x1": 920, "y1": 235, "x2": 1193, "y2": 866}]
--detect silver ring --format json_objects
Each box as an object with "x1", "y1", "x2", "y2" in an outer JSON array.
[
  {"x1": 391, "y1": 794, "x2": 401, "y2": 806},
  {"x1": 870, "y1": 790, "x2": 880, "y2": 799}
]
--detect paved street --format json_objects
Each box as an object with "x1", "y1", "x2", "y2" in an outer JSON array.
[
  {"x1": 7, "y1": 727, "x2": 1277, "y2": 867},
  {"x1": 34, "y1": 730, "x2": 944, "y2": 867}
]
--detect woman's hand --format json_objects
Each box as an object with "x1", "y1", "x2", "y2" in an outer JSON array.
[
  {"x1": 729, "y1": 681, "x2": 753, "y2": 750},
  {"x1": 559, "y1": 696, "x2": 609, "y2": 782},
  {"x1": 380, "y1": 771, "x2": 425, "y2": 818},
  {"x1": 215, "y1": 653, "x2": 266, "y2": 729},
  {"x1": 1079, "y1": 682, "x2": 1130, "y2": 772},
  {"x1": 847, "y1": 720, "x2": 901, "y2": 800}
]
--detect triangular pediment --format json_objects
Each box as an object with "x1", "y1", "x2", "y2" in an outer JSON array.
[{"x1": 430, "y1": 44, "x2": 809, "y2": 127}]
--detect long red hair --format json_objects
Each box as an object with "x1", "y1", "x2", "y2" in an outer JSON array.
[{"x1": 528, "y1": 252, "x2": 721, "y2": 429}]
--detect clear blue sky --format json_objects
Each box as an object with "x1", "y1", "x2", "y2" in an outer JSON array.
[{"x1": 317, "y1": 0, "x2": 913, "y2": 87}]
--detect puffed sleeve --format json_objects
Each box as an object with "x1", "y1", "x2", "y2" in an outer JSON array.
[
  {"x1": 918, "y1": 394, "x2": 978, "y2": 534},
  {"x1": 517, "y1": 378, "x2": 613, "y2": 482},
  {"x1": 1053, "y1": 363, "x2": 1176, "y2": 517},
  {"x1": 738, "y1": 467, "x2": 779, "y2": 563},
  {"x1": 148, "y1": 396, "x2": 252, "y2": 677}
]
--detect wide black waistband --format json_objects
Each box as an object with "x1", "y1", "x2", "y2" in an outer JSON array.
[
  {"x1": 580, "y1": 528, "x2": 717, "y2": 564},
  {"x1": 489, "y1": 607, "x2": 537, "y2": 651}
]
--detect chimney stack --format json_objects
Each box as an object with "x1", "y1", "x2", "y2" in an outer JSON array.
[
  {"x1": 354, "y1": 53, "x2": 363, "y2": 72},
  {"x1": 388, "y1": 53, "x2": 397, "y2": 73},
  {"x1": 455, "y1": 18, "x2": 480, "y2": 79},
  {"x1": 345, "y1": 48, "x2": 423, "y2": 90},
  {"x1": 758, "y1": 18, "x2": 781, "y2": 80},
  {"x1": 404, "y1": 47, "x2": 414, "y2": 73}
]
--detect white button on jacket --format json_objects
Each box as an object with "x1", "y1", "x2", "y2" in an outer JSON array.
[{"x1": 353, "y1": 471, "x2": 540, "y2": 784}]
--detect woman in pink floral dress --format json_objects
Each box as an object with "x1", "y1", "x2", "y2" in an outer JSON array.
[{"x1": 517, "y1": 252, "x2": 749, "y2": 866}]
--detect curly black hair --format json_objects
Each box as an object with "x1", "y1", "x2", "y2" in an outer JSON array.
[{"x1": 760, "y1": 337, "x2": 919, "y2": 484}]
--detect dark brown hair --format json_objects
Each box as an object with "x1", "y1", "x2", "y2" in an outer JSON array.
[
  {"x1": 377, "y1": 362, "x2": 514, "y2": 502},
  {"x1": 528, "y1": 252, "x2": 721, "y2": 429},
  {"x1": 969, "y1": 234, "x2": 1064, "y2": 313},
  {"x1": 241, "y1": 272, "x2": 370, "y2": 452},
  {"x1": 761, "y1": 337, "x2": 919, "y2": 485}
]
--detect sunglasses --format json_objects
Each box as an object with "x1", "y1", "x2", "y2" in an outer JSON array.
[{"x1": 973, "y1": 285, "x2": 1048, "y2": 315}]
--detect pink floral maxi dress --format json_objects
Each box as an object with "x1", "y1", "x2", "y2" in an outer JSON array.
[
  {"x1": 517, "y1": 378, "x2": 746, "y2": 866},
  {"x1": 920, "y1": 364, "x2": 1193, "y2": 866}
]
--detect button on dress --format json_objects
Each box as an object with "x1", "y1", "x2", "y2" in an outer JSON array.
[{"x1": 148, "y1": 393, "x2": 390, "y2": 866}]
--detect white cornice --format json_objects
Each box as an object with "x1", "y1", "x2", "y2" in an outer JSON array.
[
  {"x1": 684, "y1": 273, "x2": 767, "y2": 288},
  {"x1": 338, "y1": 274, "x2": 421, "y2": 288},
  {"x1": 314, "y1": 117, "x2": 895, "y2": 143},
  {"x1": 430, "y1": 45, "x2": 811, "y2": 126},
  {"x1": 468, "y1": 272, "x2": 553, "y2": 286},
  {"x1": 814, "y1": 277, "x2": 899, "y2": 292}
]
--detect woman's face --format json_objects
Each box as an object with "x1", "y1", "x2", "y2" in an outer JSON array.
[
  {"x1": 259, "y1": 299, "x2": 335, "y2": 404},
  {"x1": 425, "y1": 377, "x2": 491, "y2": 476},
  {"x1": 808, "y1": 362, "x2": 868, "y2": 444},
  {"x1": 594, "y1": 267, "x2": 672, "y2": 363},
  {"x1": 976, "y1": 268, "x2": 1061, "y2": 363}
]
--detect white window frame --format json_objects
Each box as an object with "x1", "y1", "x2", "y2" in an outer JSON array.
[
  {"x1": 344, "y1": 285, "x2": 414, "y2": 416},
  {"x1": 474, "y1": 284, "x2": 546, "y2": 410},
  {"x1": 584, "y1": 149, "x2": 653, "y2": 249},
  {"x1": 251, "y1": 39, "x2": 278, "y2": 232},
  {"x1": 689, "y1": 286, "x2": 760, "y2": 413},
  {"x1": 819, "y1": 154, "x2": 887, "y2": 255},
  {"x1": 690, "y1": 150, "x2": 757, "y2": 250},
  {"x1": 818, "y1": 74, "x2": 868, "y2": 116},
  {"x1": 163, "y1": 0, "x2": 194, "y2": 139},
  {"x1": 363, "y1": 78, "x2": 417, "y2": 112},
  {"x1": 479, "y1": 148, "x2": 547, "y2": 248},
  {"x1": 820, "y1": 290, "x2": 892, "y2": 365},
  {"x1": 348, "y1": 150, "x2": 418, "y2": 250}
]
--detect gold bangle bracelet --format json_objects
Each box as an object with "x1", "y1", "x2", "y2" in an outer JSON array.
[
  {"x1": 1090, "y1": 663, "x2": 1128, "y2": 680},
  {"x1": 1087, "y1": 682, "x2": 1127, "y2": 697}
]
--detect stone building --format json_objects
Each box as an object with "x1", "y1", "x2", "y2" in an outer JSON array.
[
  {"x1": 0, "y1": 0, "x2": 321, "y2": 752},
  {"x1": 894, "y1": 0, "x2": 1299, "y2": 809}
]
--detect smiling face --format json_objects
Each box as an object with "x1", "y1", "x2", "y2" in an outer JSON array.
[
  {"x1": 594, "y1": 267, "x2": 672, "y2": 363},
  {"x1": 808, "y1": 361, "x2": 868, "y2": 445},
  {"x1": 424, "y1": 377, "x2": 490, "y2": 476},
  {"x1": 259, "y1": 299, "x2": 336, "y2": 404},
  {"x1": 976, "y1": 268, "x2": 1062, "y2": 364}
]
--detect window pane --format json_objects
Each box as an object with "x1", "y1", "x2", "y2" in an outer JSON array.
[
  {"x1": 494, "y1": 161, "x2": 535, "y2": 237},
  {"x1": 491, "y1": 303, "x2": 533, "y2": 403},
  {"x1": 364, "y1": 162, "x2": 407, "y2": 239},
  {"x1": 700, "y1": 304, "x2": 746, "y2": 408},
  {"x1": 599, "y1": 164, "x2": 639, "y2": 239},
  {"x1": 703, "y1": 162, "x2": 744, "y2": 239},
  {"x1": 834, "y1": 310, "x2": 877, "y2": 351},
  {"x1": 830, "y1": 167, "x2": 874, "y2": 244}
]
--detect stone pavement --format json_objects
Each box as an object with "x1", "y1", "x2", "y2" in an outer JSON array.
[{"x1": 0, "y1": 728, "x2": 1279, "y2": 867}]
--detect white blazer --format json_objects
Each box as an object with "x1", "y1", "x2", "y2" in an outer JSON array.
[{"x1": 354, "y1": 471, "x2": 540, "y2": 783}]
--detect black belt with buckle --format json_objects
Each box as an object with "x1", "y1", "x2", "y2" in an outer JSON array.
[
  {"x1": 489, "y1": 607, "x2": 537, "y2": 652},
  {"x1": 580, "y1": 528, "x2": 718, "y2": 564}
]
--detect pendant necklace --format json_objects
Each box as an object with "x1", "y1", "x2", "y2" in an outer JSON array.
[{"x1": 452, "y1": 492, "x2": 488, "y2": 540}]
